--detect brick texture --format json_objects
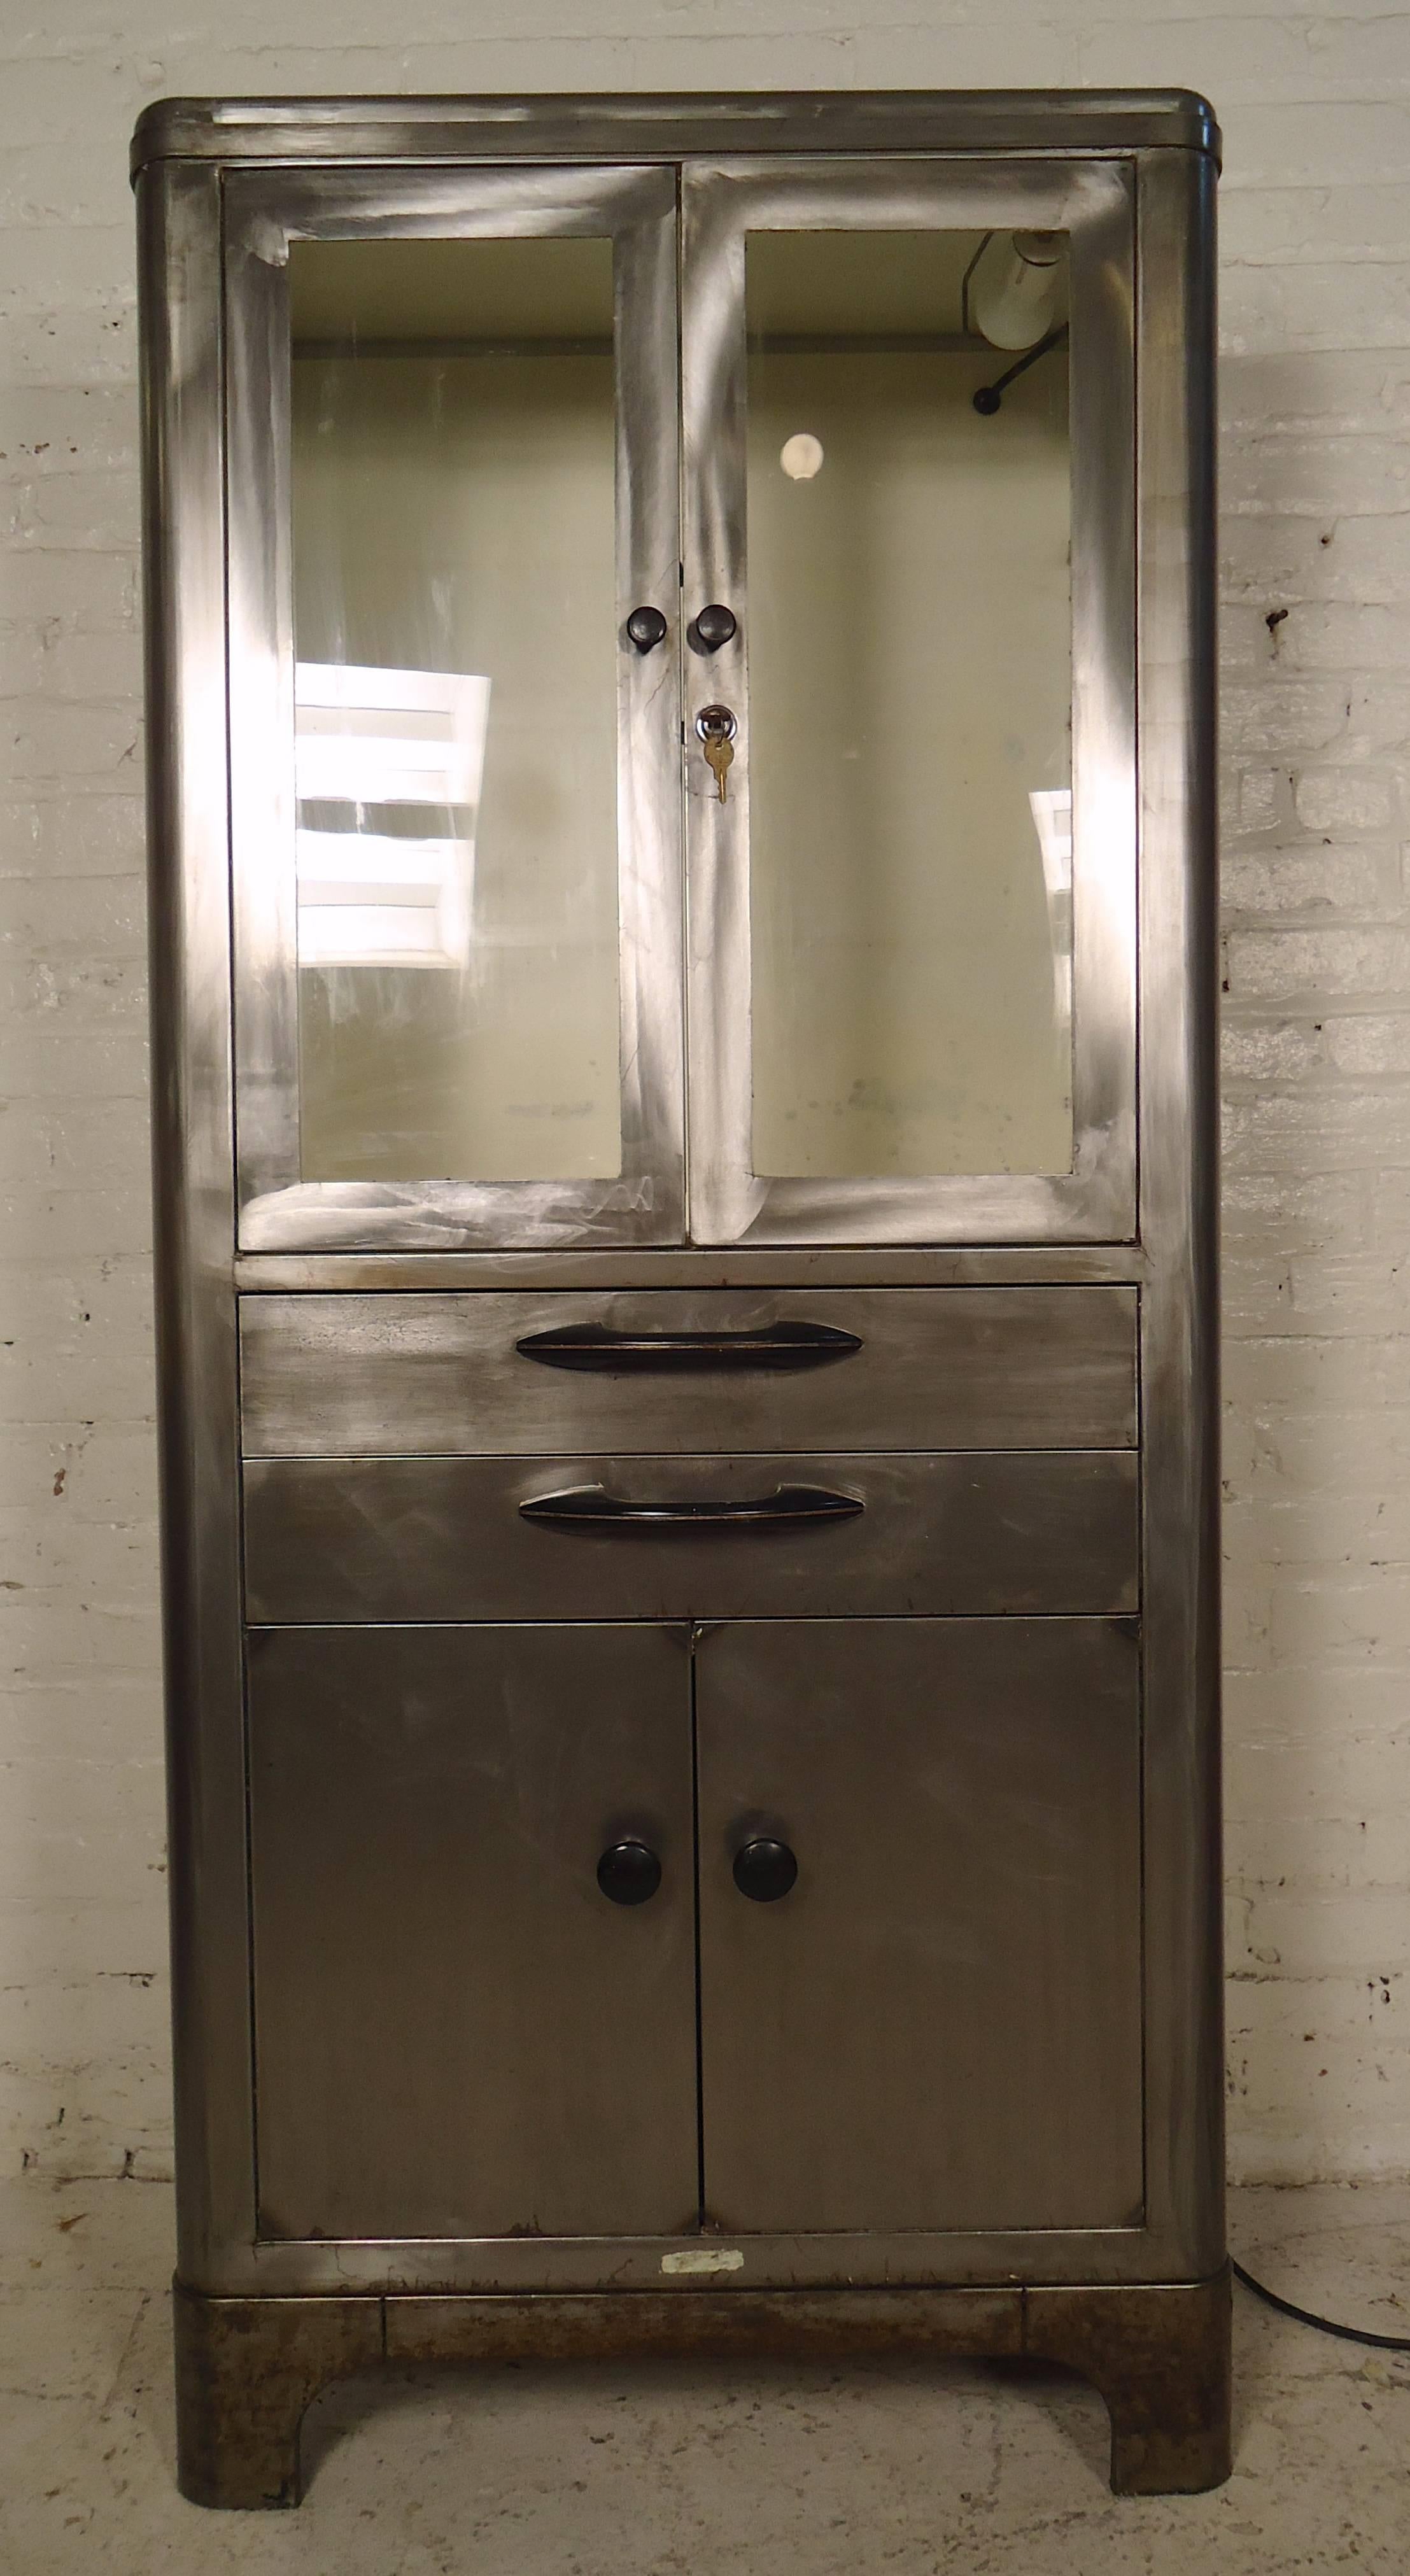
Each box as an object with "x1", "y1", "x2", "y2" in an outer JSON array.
[{"x1": 2, "y1": 3, "x2": 1408, "y2": 2188}]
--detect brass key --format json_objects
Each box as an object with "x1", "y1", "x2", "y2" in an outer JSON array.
[
  {"x1": 704, "y1": 731, "x2": 733, "y2": 803},
  {"x1": 695, "y1": 704, "x2": 738, "y2": 805}
]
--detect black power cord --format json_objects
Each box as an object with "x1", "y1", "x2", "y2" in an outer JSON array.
[{"x1": 1232, "y1": 2255, "x2": 1410, "y2": 2353}]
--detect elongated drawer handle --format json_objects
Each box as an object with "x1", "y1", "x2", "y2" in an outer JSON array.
[
  {"x1": 519, "y1": 1482, "x2": 864, "y2": 1531},
  {"x1": 515, "y1": 1321, "x2": 862, "y2": 1373}
]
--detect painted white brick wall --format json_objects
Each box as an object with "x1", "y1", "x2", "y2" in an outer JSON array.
[{"x1": 3, "y1": 1, "x2": 1408, "y2": 2189}]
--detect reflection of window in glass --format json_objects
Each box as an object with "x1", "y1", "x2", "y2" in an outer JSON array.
[
  {"x1": 1028, "y1": 787, "x2": 1073, "y2": 1036},
  {"x1": 295, "y1": 664, "x2": 490, "y2": 969},
  {"x1": 286, "y1": 235, "x2": 621, "y2": 1186}
]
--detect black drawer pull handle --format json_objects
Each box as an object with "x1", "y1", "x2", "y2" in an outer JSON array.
[
  {"x1": 515, "y1": 1321, "x2": 862, "y2": 1373},
  {"x1": 519, "y1": 1482, "x2": 864, "y2": 1531}
]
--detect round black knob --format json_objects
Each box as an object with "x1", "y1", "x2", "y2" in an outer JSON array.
[
  {"x1": 732, "y1": 1837, "x2": 798, "y2": 1903},
  {"x1": 693, "y1": 602, "x2": 737, "y2": 652},
  {"x1": 626, "y1": 605, "x2": 668, "y2": 652},
  {"x1": 596, "y1": 1840, "x2": 663, "y2": 1906}
]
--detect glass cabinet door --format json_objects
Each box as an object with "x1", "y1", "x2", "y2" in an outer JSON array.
[
  {"x1": 226, "y1": 167, "x2": 682, "y2": 1249},
  {"x1": 681, "y1": 161, "x2": 1136, "y2": 1245}
]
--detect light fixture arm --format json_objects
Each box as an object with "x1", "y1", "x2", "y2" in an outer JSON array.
[{"x1": 972, "y1": 320, "x2": 1069, "y2": 418}]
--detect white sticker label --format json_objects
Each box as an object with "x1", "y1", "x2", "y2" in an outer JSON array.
[{"x1": 659, "y1": 2247, "x2": 745, "y2": 2277}]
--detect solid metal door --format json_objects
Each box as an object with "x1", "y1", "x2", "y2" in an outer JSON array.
[
  {"x1": 248, "y1": 1623, "x2": 697, "y2": 2241},
  {"x1": 695, "y1": 1617, "x2": 1143, "y2": 2235}
]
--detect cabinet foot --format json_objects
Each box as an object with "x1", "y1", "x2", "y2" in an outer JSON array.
[
  {"x1": 171, "y1": 2271, "x2": 1230, "y2": 2506},
  {"x1": 1024, "y1": 2270, "x2": 1232, "y2": 2493},
  {"x1": 173, "y1": 2281, "x2": 383, "y2": 2509}
]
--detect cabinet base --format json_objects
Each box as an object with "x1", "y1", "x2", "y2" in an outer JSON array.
[{"x1": 173, "y1": 2269, "x2": 1231, "y2": 2509}]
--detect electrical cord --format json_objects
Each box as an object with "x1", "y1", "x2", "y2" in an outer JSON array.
[{"x1": 1232, "y1": 2255, "x2": 1410, "y2": 2353}]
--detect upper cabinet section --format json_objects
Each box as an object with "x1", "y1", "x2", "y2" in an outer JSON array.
[{"x1": 144, "y1": 98, "x2": 1216, "y2": 1255}]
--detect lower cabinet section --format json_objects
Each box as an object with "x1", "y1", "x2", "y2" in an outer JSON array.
[
  {"x1": 248, "y1": 1624, "x2": 699, "y2": 2241},
  {"x1": 248, "y1": 1617, "x2": 1143, "y2": 2248}
]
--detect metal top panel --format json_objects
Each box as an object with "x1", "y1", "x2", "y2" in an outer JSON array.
[{"x1": 130, "y1": 90, "x2": 1221, "y2": 182}]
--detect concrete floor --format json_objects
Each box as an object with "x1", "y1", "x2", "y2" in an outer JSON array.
[{"x1": 1, "y1": 2180, "x2": 1406, "y2": 2573}]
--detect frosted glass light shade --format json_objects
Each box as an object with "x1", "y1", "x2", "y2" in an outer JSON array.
[{"x1": 968, "y1": 230, "x2": 1063, "y2": 351}]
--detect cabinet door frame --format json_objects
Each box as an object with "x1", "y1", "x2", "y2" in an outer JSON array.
[
  {"x1": 224, "y1": 162, "x2": 685, "y2": 1251},
  {"x1": 680, "y1": 157, "x2": 1136, "y2": 1246}
]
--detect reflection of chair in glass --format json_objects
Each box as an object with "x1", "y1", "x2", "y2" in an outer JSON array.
[{"x1": 294, "y1": 662, "x2": 491, "y2": 968}]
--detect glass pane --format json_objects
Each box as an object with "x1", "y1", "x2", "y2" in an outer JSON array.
[
  {"x1": 288, "y1": 236, "x2": 621, "y2": 1183},
  {"x1": 745, "y1": 231, "x2": 1073, "y2": 1181}
]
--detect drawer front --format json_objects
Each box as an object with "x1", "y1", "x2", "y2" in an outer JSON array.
[
  {"x1": 243, "y1": 1451, "x2": 1139, "y2": 1624},
  {"x1": 240, "y1": 1287, "x2": 1138, "y2": 1458}
]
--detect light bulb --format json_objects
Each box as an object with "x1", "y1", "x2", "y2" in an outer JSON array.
[
  {"x1": 780, "y1": 432, "x2": 824, "y2": 481},
  {"x1": 968, "y1": 231, "x2": 1063, "y2": 353}
]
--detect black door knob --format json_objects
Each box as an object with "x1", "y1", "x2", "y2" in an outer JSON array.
[
  {"x1": 732, "y1": 1837, "x2": 798, "y2": 1903},
  {"x1": 692, "y1": 602, "x2": 737, "y2": 652},
  {"x1": 596, "y1": 1840, "x2": 663, "y2": 1905},
  {"x1": 625, "y1": 605, "x2": 668, "y2": 652}
]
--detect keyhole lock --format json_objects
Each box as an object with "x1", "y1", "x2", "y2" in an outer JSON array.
[{"x1": 695, "y1": 703, "x2": 738, "y2": 805}]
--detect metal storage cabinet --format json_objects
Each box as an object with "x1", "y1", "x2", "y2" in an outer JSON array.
[{"x1": 134, "y1": 90, "x2": 1227, "y2": 2507}]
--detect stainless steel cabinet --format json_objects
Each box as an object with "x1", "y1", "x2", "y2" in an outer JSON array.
[{"x1": 136, "y1": 87, "x2": 1227, "y2": 2510}]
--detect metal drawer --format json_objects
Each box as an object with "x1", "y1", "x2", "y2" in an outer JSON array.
[
  {"x1": 243, "y1": 1449, "x2": 1139, "y2": 1625},
  {"x1": 239, "y1": 1287, "x2": 1139, "y2": 1458}
]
